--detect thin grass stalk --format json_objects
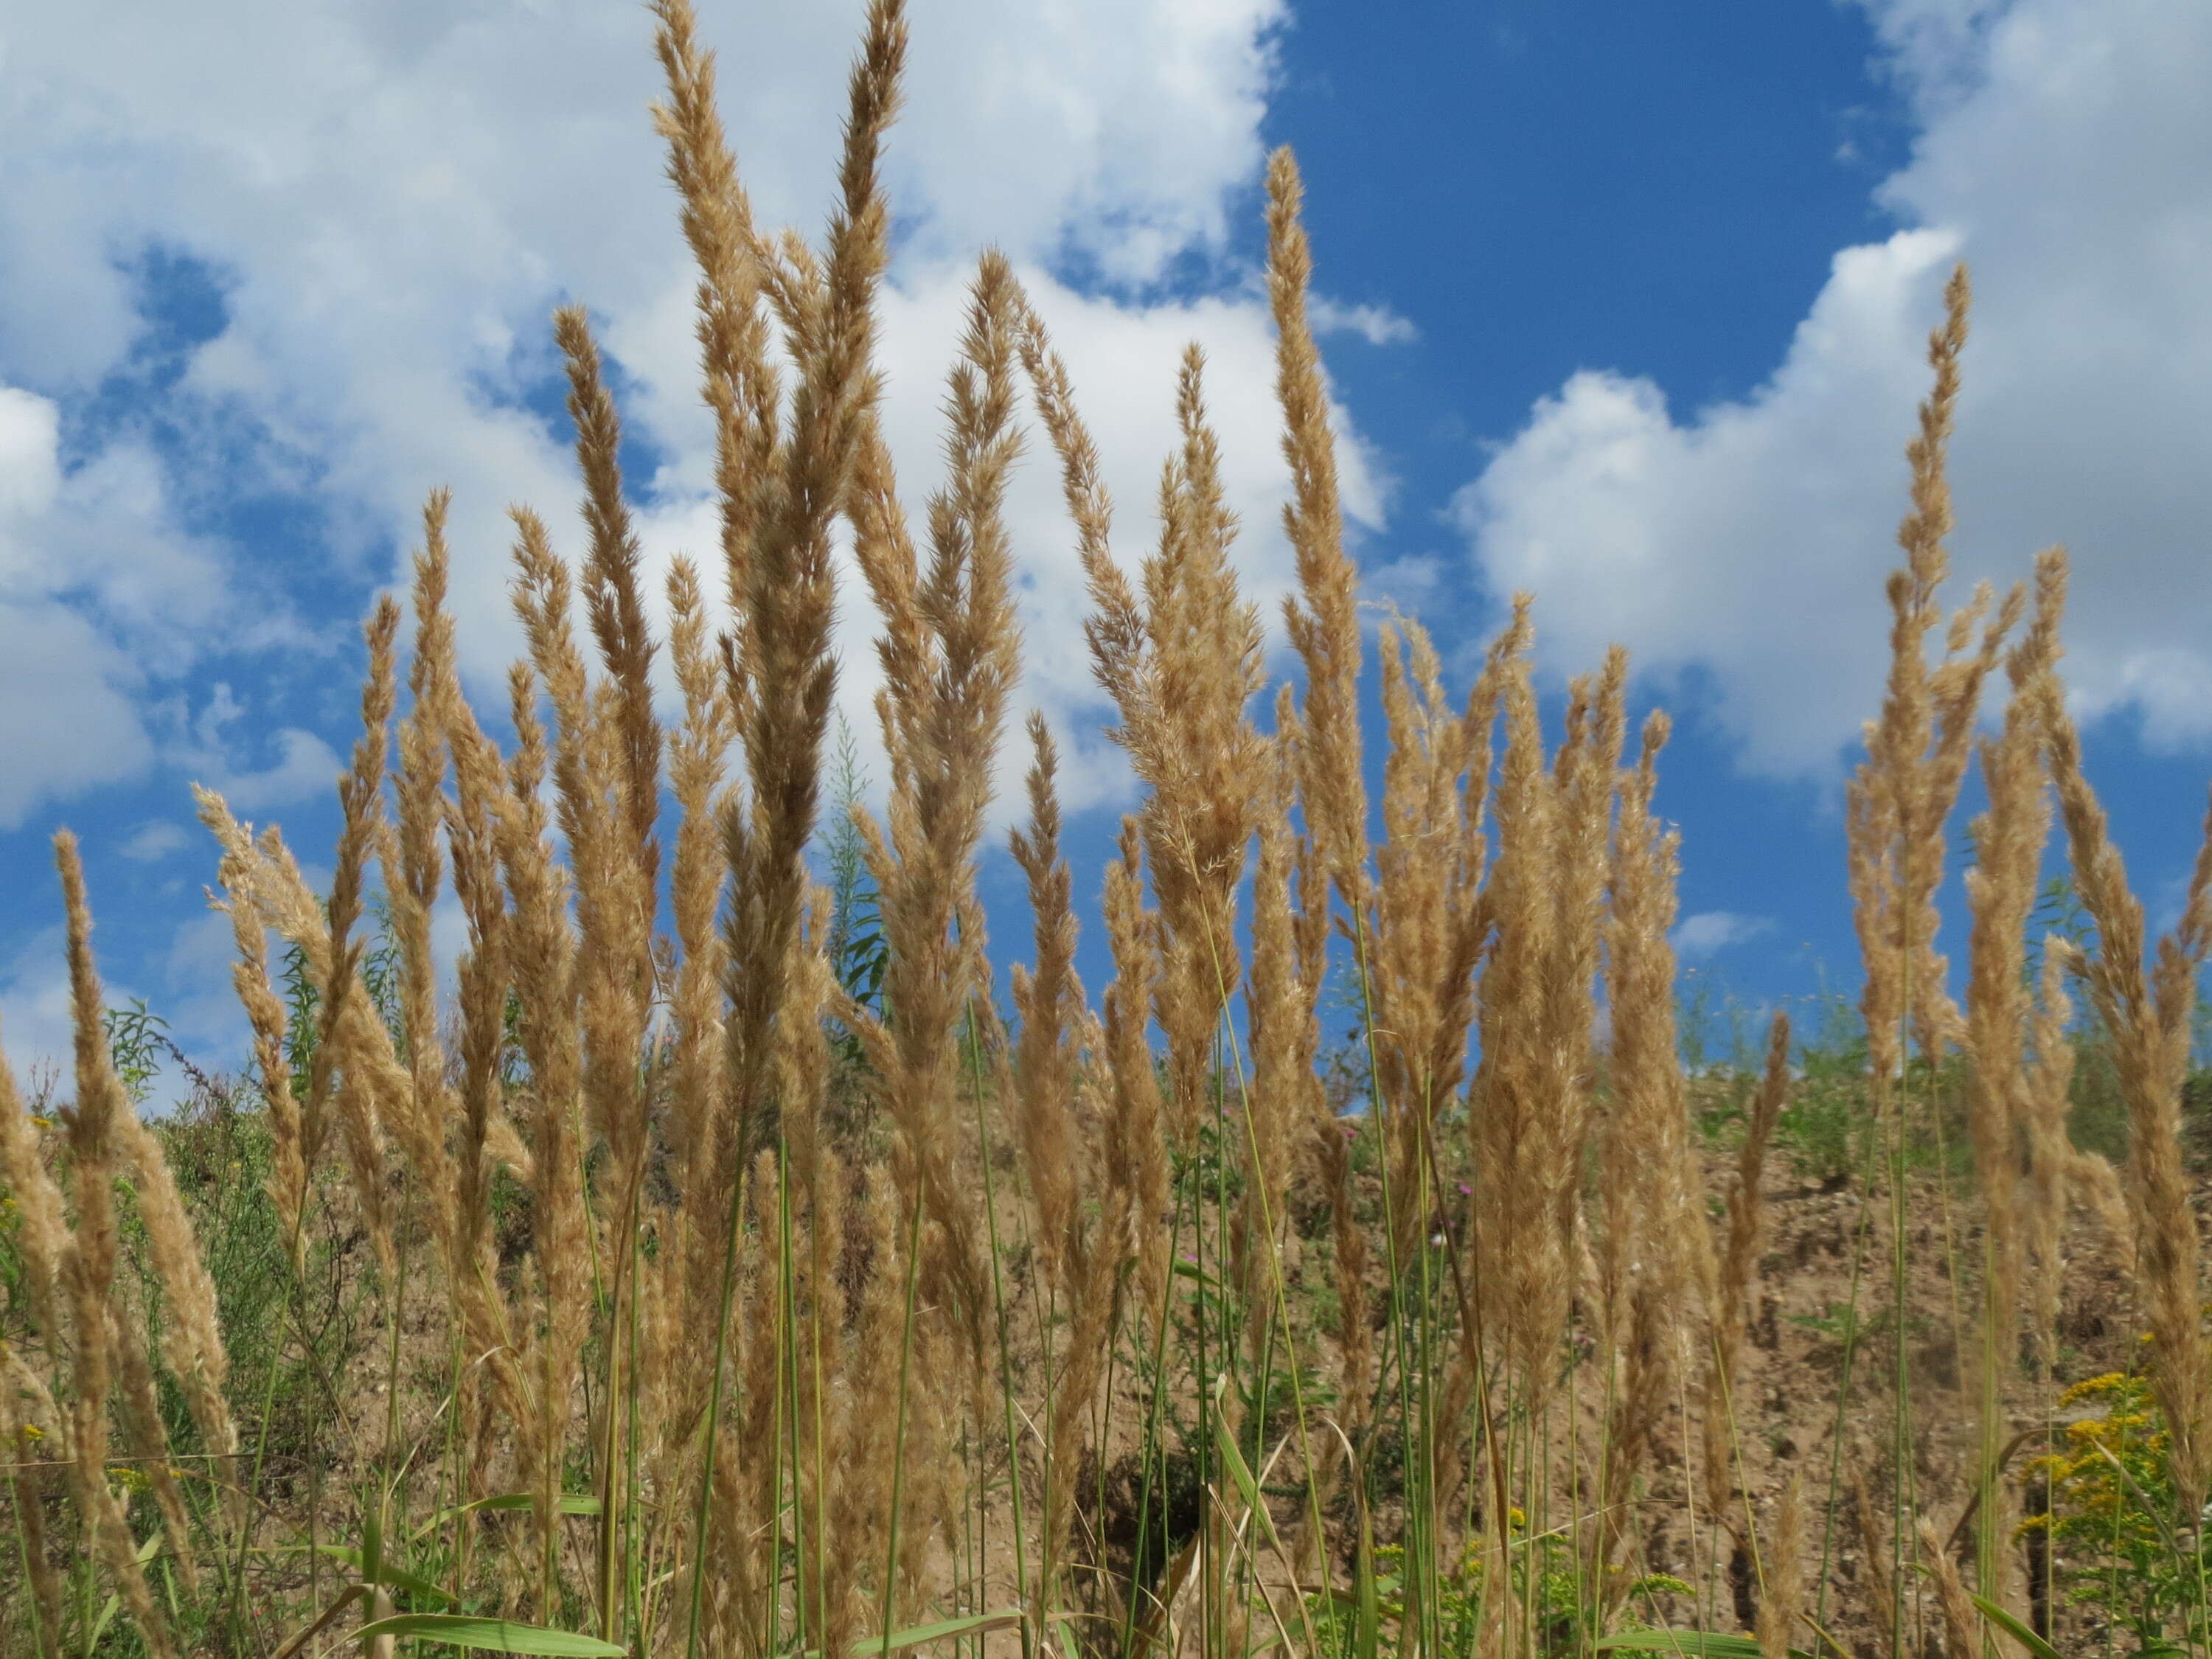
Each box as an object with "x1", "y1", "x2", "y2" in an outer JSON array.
[
  {"x1": 1008, "y1": 719, "x2": 1125, "y2": 1639},
  {"x1": 1593, "y1": 705, "x2": 1707, "y2": 1613},
  {"x1": 1961, "y1": 547, "x2": 2064, "y2": 1615},
  {"x1": 211, "y1": 862, "x2": 321, "y2": 1646},
  {"x1": 1357, "y1": 606, "x2": 1510, "y2": 1637},
  {"x1": 754, "y1": 1150, "x2": 785, "y2": 1659},
  {"x1": 1756, "y1": 1473, "x2": 1806, "y2": 1659},
  {"x1": 6, "y1": 1422, "x2": 62, "y2": 1659},
  {"x1": 545, "y1": 294, "x2": 666, "y2": 1646},
  {"x1": 877, "y1": 1152, "x2": 929, "y2": 1650},
  {"x1": 1702, "y1": 1015, "x2": 1790, "y2": 1540},
  {"x1": 1214, "y1": 754, "x2": 1328, "y2": 1648},
  {"x1": 1200, "y1": 1019, "x2": 1224, "y2": 1659},
  {"x1": 1219, "y1": 1038, "x2": 1326, "y2": 1659},
  {"x1": 380, "y1": 1179, "x2": 411, "y2": 1592},
  {"x1": 0, "y1": 1060, "x2": 69, "y2": 1659},
  {"x1": 2039, "y1": 669, "x2": 2212, "y2": 1529},
  {"x1": 55, "y1": 835, "x2": 179, "y2": 1659},
  {"x1": 841, "y1": 251, "x2": 1024, "y2": 1443},
  {"x1": 1809, "y1": 1129, "x2": 1885, "y2": 1642},
  {"x1": 1340, "y1": 902, "x2": 1436, "y2": 1659},
  {"x1": 215, "y1": 599, "x2": 399, "y2": 1638},
  {"x1": 1121, "y1": 1182, "x2": 1192, "y2": 1659},
  {"x1": 1844, "y1": 260, "x2": 2017, "y2": 1650},
  {"x1": 624, "y1": 1221, "x2": 647, "y2": 1648},
  {"x1": 684, "y1": 2, "x2": 905, "y2": 1646},
  {"x1": 964, "y1": 1006, "x2": 1033, "y2": 1643},
  {"x1": 808, "y1": 1160, "x2": 830, "y2": 1657}
]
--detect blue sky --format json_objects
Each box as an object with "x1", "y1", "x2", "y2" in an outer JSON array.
[{"x1": 2, "y1": 0, "x2": 2208, "y2": 1099}]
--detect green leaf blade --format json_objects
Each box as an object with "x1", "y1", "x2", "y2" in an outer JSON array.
[{"x1": 350, "y1": 1612, "x2": 628, "y2": 1655}]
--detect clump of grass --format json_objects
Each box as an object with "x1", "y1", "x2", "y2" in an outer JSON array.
[{"x1": 5, "y1": 1, "x2": 2212, "y2": 1657}]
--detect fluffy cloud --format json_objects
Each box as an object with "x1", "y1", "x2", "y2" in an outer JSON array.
[
  {"x1": 0, "y1": 0, "x2": 1400, "y2": 1090},
  {"x1": 0, "y1": 925, "x2": 75, "y2": 1108},
  {"x1": 0, "y1": 907, "x2": 248, "y2": 1116},
  {"x1": 1457, "y1": 0, "x2": 2212, "y2": 776},
  {"x1": 0, "y1": 0, "x2": 1382, "y2": 835},
  {"x1": 1671, "y1": 911, "x2": 1777, "y2": 960},
  {"x1": 172, "y1": 684, "x2": 345, "y2": 813},
  {"x1": 0, "y1": 599, "x2": 155, "y2": 828},
  {"x1": 1307, "y1": 297, "x2": 1419, "y2": 347},
  {"x1": 198, "y1": 727, "x2": 345, "y2": 814},
  {"x1": 0, "y1": 366, "x2": 306, "y2": 826},
  {"x1": 0, "y1": 386, "x2": 147, "y2": 823},
  {"x1": 117, "y1": 820, "x2": 189, "y2": 863}
]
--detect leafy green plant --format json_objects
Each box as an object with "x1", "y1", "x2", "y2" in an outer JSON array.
[
  {"x1": 1788, "y1": 1300, "x2": 1877, "y2": 1349},
  {"x1": 103, "y1": 997, "x2": 170, "y2": 1105},
  {"x1": 274, "y1": 893, "x2": 405, "y2": 1083},
  {"x1": 1304, "y1": 1531, "x2": 1693, "y2": 1659},
  {"x1": 2023, "y1": 1369, "x2": 2211, "y2": 1658},
  {"x1": 824, "y1": 715, "x2": 889, "y2": 1024}
]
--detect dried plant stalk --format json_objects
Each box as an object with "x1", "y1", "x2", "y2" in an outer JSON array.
[
  {"x1": 55, "y1": 834, "x2": 177, "y2": 1659},
  {"x1": 2040, "y1": 660, "x2": 2212, "y2": 1512},
  {"x1": 14, "y1": 7, "x2": 2212, "y2": 1655},
  {"x1": 1759, "y1": 1473, "x2": 1806, "y2": 1659},
  {"x1": 1702, "y1": 1012, "x2": 1790, "y2": 1534},
  {"x1": 1960, "y1": 540, "x2": 2065, "y2": 1610},
  {"x1": 1916, "y1": 1516, "x2": 1980, "y2": 1659},
  {"x1": 1009, "y1": 714, "x2": 1085, "y2": 1300},
  {"x1": 841, "y1": 250, "x2": 1024, "y2": 1382},
  {"x1": 1267, "y1": 145, "x2": 1366, "y2": 911},
  {"x1": 1592, "y1": 709, "x2": 1707, "y2": 1600}
]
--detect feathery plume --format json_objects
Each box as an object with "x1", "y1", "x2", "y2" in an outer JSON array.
[
  {"x1": 2021, "y1": 942, "x2": 2079, "y2": 1373},
  {"x1": 319, "y1": 597, "x2": 403, "y2": 1282},
  {"x1": 1009, "y1": 714, "x2": 1087, "y2": 1296},
  {"x1": 691, "y1": 7, "x2": 906, "y2": 1644},
  {"x1": 2040, "y1": 656, "x2": 2212, "y2": 1512},
  {"x1": 841, "y1": 248, "x2": 1024, "y2": 1374},
  {"x1": 1916, "y1": 1517, "x2": 1980, "y2": 1659},
  {"x1": 1960, "y1": 542, "x2": 2063, "y2": 1606},
  {"x1": 1703, "y1": 1012, "x2": 1790, "y2": 1532},
  {"x1": 1848, "y1": 265, "x2": 2019, "y2": 1102},
  {"x1": 0, "y1": 1034, "x2": 69, "y2": 1345},
  {"x1": 55, "y1": 832, "x2": 177, "y2": 1659},
  {"x1": 113, "y1": 1099, "x2": 238, "y2": 1524},
  {"x1": 647, "y1": 0, "x2": 780, "y2": 655},
  {"x1": 1267, "y1": 145, "x2": 1366, "y2": 909},
  {"x1": 1759, "y1": 1474, "x2": 1806, "y2": 1659},
  {"x1": 1593, "y1": 708, "x2": 1705, "y2": 1597},
  {"x1": 217, "y1": 857, "x2": 307, "y2": 1261}
]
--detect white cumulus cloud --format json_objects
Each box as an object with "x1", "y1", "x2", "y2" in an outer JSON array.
[
  {"x1": 1308, "y1": 296, "x2": 1419, "y2": 347},
  {"x1": 1457, "y1": 0, "x2": 2212, "y2": 777},
  {"x1": 0, "y1": 0, "x2": 1387, "y2": 834},
  {"x1": 117, "y1": 820, "x2": 189, "y2": 863},
  {"x1": 1671, "y1": 911, "x2": 1777, "y2": 960}
]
